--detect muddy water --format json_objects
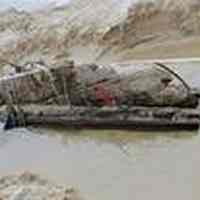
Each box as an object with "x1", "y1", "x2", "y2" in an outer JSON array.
[{"x1": 0, "y1": 61, "x2": 200, "y2": 200}]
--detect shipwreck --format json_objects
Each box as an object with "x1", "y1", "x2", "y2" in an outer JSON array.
[{"x1": 0, "y1": 60, "x2": 199, "y2": 130}]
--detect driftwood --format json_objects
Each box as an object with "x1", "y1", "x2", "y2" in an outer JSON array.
[
  {"x1": 0, "y1": 61, "x2": 198, "y2": 130},
  {"x1": 0, "y1": 61, "x2": 198, "y2": 108},
  {"x1": 1, "y1": 105, "x2": 200, "y2": 130}
]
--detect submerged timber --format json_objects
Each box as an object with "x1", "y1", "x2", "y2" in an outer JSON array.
[{"x1": 0, "y1": 60, "x2": 199, "y2": 130}]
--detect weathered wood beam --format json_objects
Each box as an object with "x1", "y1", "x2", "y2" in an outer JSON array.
[{"x1": 1, "y1": 105, "x2": 199, "y2": 130}]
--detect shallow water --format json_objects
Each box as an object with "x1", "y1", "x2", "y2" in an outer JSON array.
[
  {"x1": 0, "y1": 61, "x2": 200, "y2": 200},
  {"x1": 0, "y1": 128, "x2": 200, "y2": 200}
]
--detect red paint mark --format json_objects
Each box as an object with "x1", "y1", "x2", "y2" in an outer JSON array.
[{"x1": 94, "y1": 84, "x2": 115, "y2": 106}]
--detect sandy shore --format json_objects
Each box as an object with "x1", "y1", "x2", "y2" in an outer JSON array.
[
  {"x1": 0, "y1": 172, "x2": 82, "y2": 200},
  {"x1": 119, "y1": 37, "x2": 200, "y2": 61}
]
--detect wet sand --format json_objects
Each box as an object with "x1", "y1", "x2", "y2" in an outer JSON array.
[{"x1": 121, "y1": 37, "x2": 200, "y2": 61}]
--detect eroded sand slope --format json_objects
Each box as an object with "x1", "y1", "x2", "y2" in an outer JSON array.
[{"x1": 0, "y1": 0, "x2": 200, "y2": 66}]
